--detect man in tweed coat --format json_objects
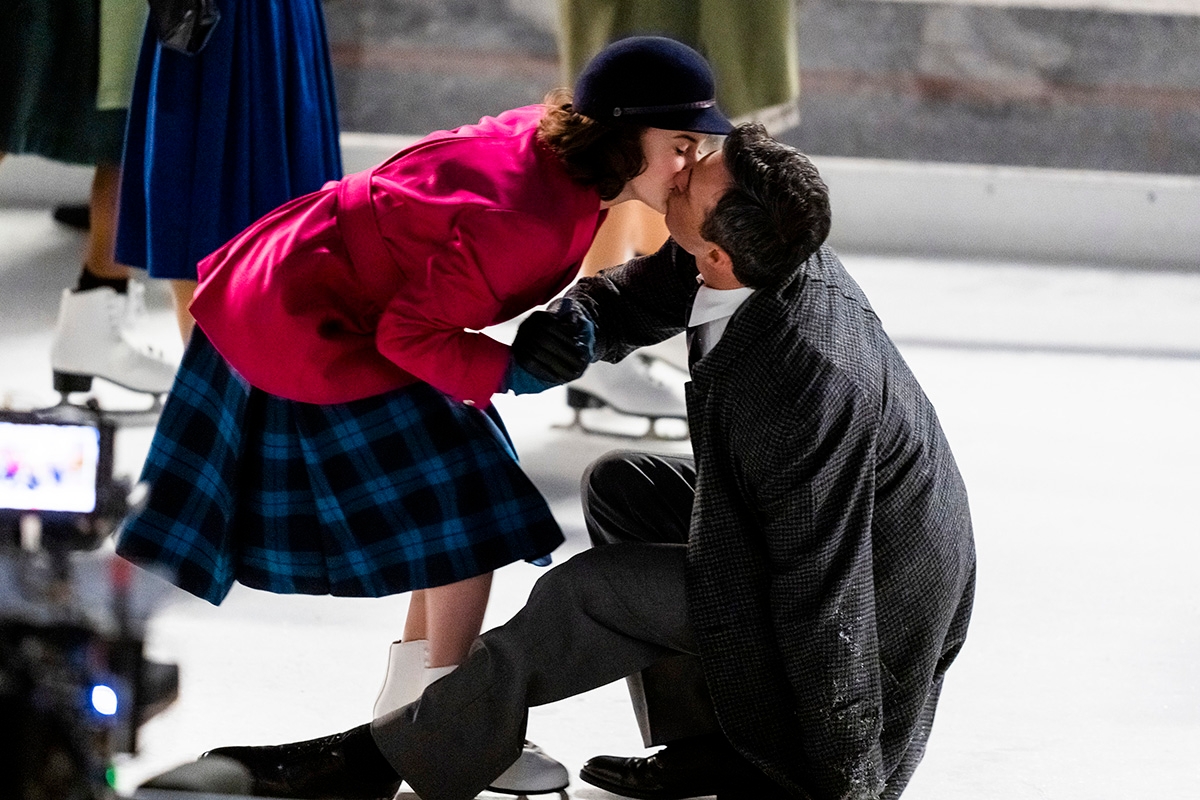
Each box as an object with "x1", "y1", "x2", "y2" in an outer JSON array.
[
  {"x1": 567, "y1": 123, "x2": 976, "y2": 799},
  {"x1": 200, "y1": 124, "x2": 976, "y2": 800}
]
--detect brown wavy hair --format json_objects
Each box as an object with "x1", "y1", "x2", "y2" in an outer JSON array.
[{"x1": 537, "y1": 88, "x2": 647, "y2": 201}]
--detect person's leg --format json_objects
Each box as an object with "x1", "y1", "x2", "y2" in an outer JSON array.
[
  {"x1": 421, "y1": 572, "x2": 493, "y2": 667},
  {"x1": 582, "y1": 451, "x2": 761, "y2": 799},
  {"x1": 377, "y1": 573, "x2": 490, "y2": 714},
  {"x1": 584, "y1": 451, "x2": 721, "y2": 745},
  {"x1": 579, "y1": 201, "x2": 636, "y2": 277},
  {"x1": 376, "y1": 591, "x2": 432, "y2": 712},
  {"x1": 569, "y1": 204, "x2": 683, "y2": 431},
  {"x1": 579, "y1": 201, "x2": 669, "y2": 278},
  {"x1": 376, "y1": 573, "x2": 490, "y2": 716},
  {"x1": 169, "y1": 278, "x2": 197, "y2": 343},
  {"x1": 629, "y1": 202, "x2": 671, "y2": 264},
  {"x1": 401, "y1": 588, "x2": 426, "y2": 641},
  {"x1": 83, "y1": 162, "x2": 130, "y2": 281},
  {"x1": 50, "y1": 163, "x2": 178, "y2": 395},
  {"x1": 209, "y1": 542, "x2": 693, "y2": 800},
  {"x1": 583, "y1": 450, "x2": 695, "y2": 546},
  {"x1": 373, "y1": 542, "x2": 693, "y2": 800},
  {"x1": 378, "y1": 570, "x2": 566, "y2": 794}
]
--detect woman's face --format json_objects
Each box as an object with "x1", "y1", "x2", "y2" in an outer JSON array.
[{"x1": 619, "y1": 128, "x2": 704, "y2": 214}]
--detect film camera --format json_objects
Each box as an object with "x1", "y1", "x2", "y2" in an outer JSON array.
[{"x1": 1, "y1": 406, "x2": 177, "y2": 800}]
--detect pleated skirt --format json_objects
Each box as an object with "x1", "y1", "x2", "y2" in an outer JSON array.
[
  {"x1": 115, "y1": 0, "x2": 343, "y2": 280},
  {"x1": 116, "y1": 330, "x2": 563, "y2": 605}
]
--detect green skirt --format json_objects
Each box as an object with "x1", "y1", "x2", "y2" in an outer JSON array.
[
  {"x1": 0, "y1": 0, "x2": 146, "y2": 164},
  {"x1": 557, "y1": 0, "x2": 800, "y2": 133}
]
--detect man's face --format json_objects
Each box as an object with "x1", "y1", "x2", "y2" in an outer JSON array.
[{"x1": 665, "y1": 151, "x2": 732, "y2": 259}]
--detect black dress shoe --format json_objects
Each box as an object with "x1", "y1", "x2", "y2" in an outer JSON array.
[
  {"x1": 579, "y1": 737, "x2": 738, "y2": 800},
  {"x1": 52, "y1": 203, "x2": 90, "y2": 231},
  {"x1": 202, "y1": 724, "x2": 401, "y2": 799},
  {"x1": 580, "y1": 752, "x2": 712, "y2": 799}
]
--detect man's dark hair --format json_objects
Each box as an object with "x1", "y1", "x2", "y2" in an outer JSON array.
[
  {"x1": 538, "y1": 89, "x2": 647, "y2": 202},
  {"x1": 700, "y1": 123, "x2": 832, "y2": 288}
]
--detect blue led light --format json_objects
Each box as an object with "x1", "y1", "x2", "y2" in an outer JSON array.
[{"x1": 91, "y1": 684, "x2": 119, "y2": 716}]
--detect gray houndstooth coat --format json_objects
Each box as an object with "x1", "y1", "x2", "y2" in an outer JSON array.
[{"x1": 563, "y1": 243, "x2": 976, "y2": 799}]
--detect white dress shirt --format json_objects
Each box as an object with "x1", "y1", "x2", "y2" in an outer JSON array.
[{"x1": 687, "y1": 282, "x2": 756, "y2": 369}]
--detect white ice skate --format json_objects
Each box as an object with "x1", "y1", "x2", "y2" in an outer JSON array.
[
  {"x1": 374, "y1": 640, "x2": 570, "y2": 795},
  {"x1": 563, "y1": 345, "x2": 690, "y2": 441},
  {"x1": 49, "y1": 283, "x2": 178, "y2": 414}
]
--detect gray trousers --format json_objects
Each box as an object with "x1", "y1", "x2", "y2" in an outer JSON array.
[
  {"x1": 581, "y1": 451, "x2": 721, "y2": 746},
  {"x1": 371, "y1": 461, "x2": 698, "y2": 800}
]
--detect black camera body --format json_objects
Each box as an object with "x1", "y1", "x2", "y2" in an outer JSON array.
[{"x1": 1, "y1": 407, "x2": 170, "y2": 800}]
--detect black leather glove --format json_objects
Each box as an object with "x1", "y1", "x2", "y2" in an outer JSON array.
[
  {"x1": 510, "y1": 298, "x2": 595, "y2": 384},
  {"x1": 149, "y1": 0, "x2": 221, "y2": 54}
]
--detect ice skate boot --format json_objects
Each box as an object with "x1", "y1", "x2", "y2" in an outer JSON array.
[
  {"x1": 564, "y1": 352, "x2": 689, "y2": 441},
  {"x1": 49, "y1": 282, "x2": 177, "y2": 411},
  {"x1": 374, "y1": 640, "x2": 570, "y2": 795}
]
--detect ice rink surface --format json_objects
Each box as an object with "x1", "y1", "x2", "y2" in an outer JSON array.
[{"x1": 2, "y1": 196, "x2": 1198, "y2": 799}]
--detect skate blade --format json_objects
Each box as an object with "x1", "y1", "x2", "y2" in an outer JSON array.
[
  {"x1": 555, "y1": 406, "x2": 689, "y2": 442},
  {"x1": 47, "y1": 392, "x2": 164, "y2": 428}
]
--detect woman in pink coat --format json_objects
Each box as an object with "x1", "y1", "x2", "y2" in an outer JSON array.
[{"x1": 116, "y1": 36, "x2": 732, "y2": 793}]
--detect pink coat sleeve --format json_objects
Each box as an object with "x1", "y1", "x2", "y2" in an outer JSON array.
[{"x1": 376, "y1": 205, "x2": 577, "y2": 407}]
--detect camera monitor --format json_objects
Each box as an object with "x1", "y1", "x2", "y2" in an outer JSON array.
[
  {"x1": 1, "y1": 420, "x2": 101, "y2": 513},
  {"x1": 0, "y1": 411, "x2": 114, "y2": 534}
]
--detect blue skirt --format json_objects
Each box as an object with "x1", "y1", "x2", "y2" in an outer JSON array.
[
  {"x1": 116, "y1": 0, "x2": 342, "y2": 280},
  {"x1": 116, "y1": 331, "x2": 564, "y2": 604}
]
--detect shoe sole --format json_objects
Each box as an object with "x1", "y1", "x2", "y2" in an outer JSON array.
[
  {"x1": 485, "y1": 780, "x2": 571, "y2": 795},
  {"x1": 577, "y1": 768, "x2": 712, "y2": 800}
]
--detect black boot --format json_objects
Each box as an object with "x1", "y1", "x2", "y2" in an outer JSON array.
[
  {"x1": 202, "y1": 724, "x2": 401, "y2": 799},
  {"x1": 52, "y1": 203, "x2": 90, "y2": 231}
]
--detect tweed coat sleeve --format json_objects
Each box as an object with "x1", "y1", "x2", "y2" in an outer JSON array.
[{"x1": 557, "y1": 238, "x2": 700, "y2": 361}]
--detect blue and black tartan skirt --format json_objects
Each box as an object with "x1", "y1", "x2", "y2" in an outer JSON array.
[{"x1": 116, "y1": 330, "x2": 563, "y2": 605}]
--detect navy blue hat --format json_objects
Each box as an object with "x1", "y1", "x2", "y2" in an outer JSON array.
[{"x1": 575, "y1": 36, "x2": 733, "y2": 135}]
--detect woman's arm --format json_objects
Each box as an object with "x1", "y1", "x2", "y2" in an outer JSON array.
[{"x1": 375, "y1": 206, "x2": 573, "y2": 407}]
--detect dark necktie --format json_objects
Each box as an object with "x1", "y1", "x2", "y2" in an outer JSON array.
[{"x1": 686, "y1": 324, "x2": 708, "y2": 372}]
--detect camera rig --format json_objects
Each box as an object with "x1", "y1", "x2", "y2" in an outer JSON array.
[{"x1": 1, "y1": 404, "x2": 177, "y2": 800}]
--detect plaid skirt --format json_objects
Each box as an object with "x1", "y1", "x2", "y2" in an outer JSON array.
[{"x1": 116, "y1": 330, "x2": 563, "y2": 605}]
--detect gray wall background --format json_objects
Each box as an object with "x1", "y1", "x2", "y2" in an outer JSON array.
[
  {"x1": 322, "y1": 0, "x2": 1200, "y2": 176},
  {"x1": 5, "y1": 0, "x2": 1194, "y2": 268}
]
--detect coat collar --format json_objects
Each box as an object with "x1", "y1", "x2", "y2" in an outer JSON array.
[{"x1": 687, "y1": 256, "x2": 807, "y2": 393}]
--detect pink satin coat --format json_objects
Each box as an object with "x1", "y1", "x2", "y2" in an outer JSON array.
[{"x1": 190, "y1": 106, "x2": 605, "y2": 407}]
